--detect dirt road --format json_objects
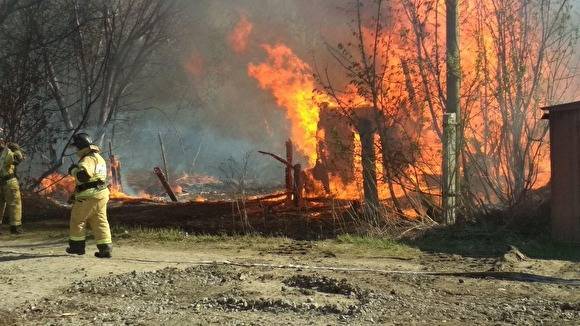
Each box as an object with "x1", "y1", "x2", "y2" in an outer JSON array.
[{"x1": 0, "y1": 226, "x2": 578, "y2": 325}]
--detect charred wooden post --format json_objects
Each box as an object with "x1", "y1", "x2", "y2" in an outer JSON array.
[
  {"x1": 154, "y1": 167, "x2": 178, "y2": 202},
  {"x1": 108, "y1": 141, "x2": 123, "y2": 192},
  {"x1": 158, "y1": 132, "x2": 170, "y2": 183},
  {"x1": 293, "y1": 163, "x2": 304, "y2": 208},
  {"x1": 110, "y1": 155, "x2": 123, "y2": 190},
  {"x1": 311, "y1": 149, "x2": 331, "y2": 194},
  {"x1": 285, "y1": 140, "x2": 294, "y2": 203},
  {"x1": 258, "y1": 148, "x2": 303, "y2": 208}
]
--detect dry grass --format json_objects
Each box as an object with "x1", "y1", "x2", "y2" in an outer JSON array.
[
  {"x1": 111, "y1": 225, "x2": 419, "y2": 259},
  {"x1": 111, "y1": 225, "x2": 292, "y2": 250}
]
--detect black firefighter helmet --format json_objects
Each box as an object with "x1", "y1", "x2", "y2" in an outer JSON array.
[{"x1": 71, "y1": 133, "x2": 93, "y2": 150}]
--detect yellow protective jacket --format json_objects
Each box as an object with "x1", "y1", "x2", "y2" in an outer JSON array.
[
  {"x1": 0, "y1": 144, "x2": 24, "y2": 184},
  {"x1": 70, "y1": 145, "x2": 109, "y2": 200}
]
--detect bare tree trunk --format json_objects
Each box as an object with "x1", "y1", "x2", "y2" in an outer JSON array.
[
  {"x1": 377, "y1": 125, "x2": 404, "y2": 216},
  {"x1": 42, "y1": 51, "x2": 74, "y2": 130},
  {"x1": 356, "y1": 118, "x2": 379, "y2": 211}
]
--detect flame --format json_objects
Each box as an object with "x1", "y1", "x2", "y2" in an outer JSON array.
[
  {"x1": 228, "y1": 14, "x2": 253, "y2": 53},
  {"x1": 172, "y1": 184, "x2": 183, "y2": 195},
  {"x1": 107, "y1": 178, "x2": 154, "y2": 201},
  {"x1": 248, "y1": 44, "x2": 329, "y2": 166},
  {"x1": 330, "y1": 132, "x2": 363, "y2": 199},
  {"x1": 109, "y1": 189, "x2": 154, "y2": 201},
  {"x1": 40, "y1": 173, "x2": 158, "y2": 203},
  {"x1": 239, "y1": 0, "x2": 561, "y2": 209},
  {"x1": 38, "y1": 173, "x2": 76, "y2": 200},
  {"x1": 108, "y1": 190, "x2": 166, "y2": 205}
]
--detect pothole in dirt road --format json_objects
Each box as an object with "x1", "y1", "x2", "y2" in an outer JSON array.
[
  {"x1": 269, "y1": 241, "x2": 314, "y2": 255},
  {"x1": 190, "y1": 272, "x2": 372, "y2": 317},
  {"x1": 192, "y1": 296, "x2": 359, "y2": 315},
  {"x1": 24, "y1": 265, "x2": 379, "y2": 323},
  {"x1": 266, "y1": 241, "x2": 337, "y2": 259},
  {"x1": 67, "y1": 264, "x2": 238, "y2": 296},
  {"x1": 283, "y1": 274, "x2": 364, "y2": 297}
]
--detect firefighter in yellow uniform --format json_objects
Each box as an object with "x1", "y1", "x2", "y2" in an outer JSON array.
[
  {"x1": 0, "y1": 137, "x2": 25, "y2": 234},
  {"x1": 66, "y1": 133, "x2": 113, "y2": 258}
]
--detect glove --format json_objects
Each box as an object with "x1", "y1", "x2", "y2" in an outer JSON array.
[
  {"x1": 67, "y1": 194, "x2": 76, "y2": 205},
  {"x1": 68, "y1": 164, "x2": 79, "y2": 175}
]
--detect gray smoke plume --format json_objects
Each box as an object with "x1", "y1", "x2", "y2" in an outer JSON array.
[
  {"x1": 113, "y1": 0, "x2": 354, "y2": 187},
  {"x1": 112, "y1": 0, "x2": 580, "y2": 190}
]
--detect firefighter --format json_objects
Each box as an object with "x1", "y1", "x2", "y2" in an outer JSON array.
[
  {"x1": 66, "y1": 133, "x2": 113, "y2": 258},
  {"x1": 0, "y1": 131, "x2": 25, "y2": 234}
]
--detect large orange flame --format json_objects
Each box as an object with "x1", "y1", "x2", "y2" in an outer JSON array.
[
  {"x1": 244, "y1": 1, "x2": 559, "y2": 204},
  {"x1": 178, "y1": 2, "x2": 570, "y2": 211},
  {"x1": 248, "y1": 44, "x2": 328, "y2": 166},
  {"x1": 38, "y1": 173, "x2": 76, "y2": 201},
  {"x1": 39, "y1": 173, "x2": 157, "y2": 203}
]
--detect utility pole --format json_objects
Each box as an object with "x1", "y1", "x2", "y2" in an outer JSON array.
[{"x1": 443, "y1": 0, "x2": 461, "y2": 224}]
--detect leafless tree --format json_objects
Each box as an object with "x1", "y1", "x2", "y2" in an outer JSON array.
[
  {"x1": 0, "y1": 10, "x2": 51, "y2": 149},
  {"x1": 218, "y1": 153, "x2": 256, "y2": 232},
  {"x1": 0, "y1": 0, "x2": 177, "y2": 185},
  {"x1": 400, "y1": 0, "x2": 578, "y2": 215},
  {"x1": 315, "y1": 0, "x2": 577, "y2": 221},
  {"x1": 464, "y1": 0, "x2": 577, "y2": 210}
]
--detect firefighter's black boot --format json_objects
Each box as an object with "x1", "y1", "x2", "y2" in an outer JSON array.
[
  {"x1": 94, "y1": 243, "x2": 112, "y2": 258},
  {"x1": 10, "y1": 225, "x2": 23, "y2": 235},
  {"x1": 66, "y1": 240, "x2": 86, "y2": 255}
]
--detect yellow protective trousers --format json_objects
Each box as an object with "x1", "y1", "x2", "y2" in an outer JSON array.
[
  {"x1": 69, "y1": 195, "x2": 112, "y2": 244},
  {"x1": 0, "y1": 179, "x2": 22, "y2": 226}
]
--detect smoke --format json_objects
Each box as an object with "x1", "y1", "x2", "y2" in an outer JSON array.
[
  {"x1": 112, "y1": 0, "x2": 580, "y2": 189},
  {"x1": 112, "y1": 0, "x2": 354, "y2": 187},
  {"x1": 228, "y1": 14, "x2": 253, "y2": 53}
]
